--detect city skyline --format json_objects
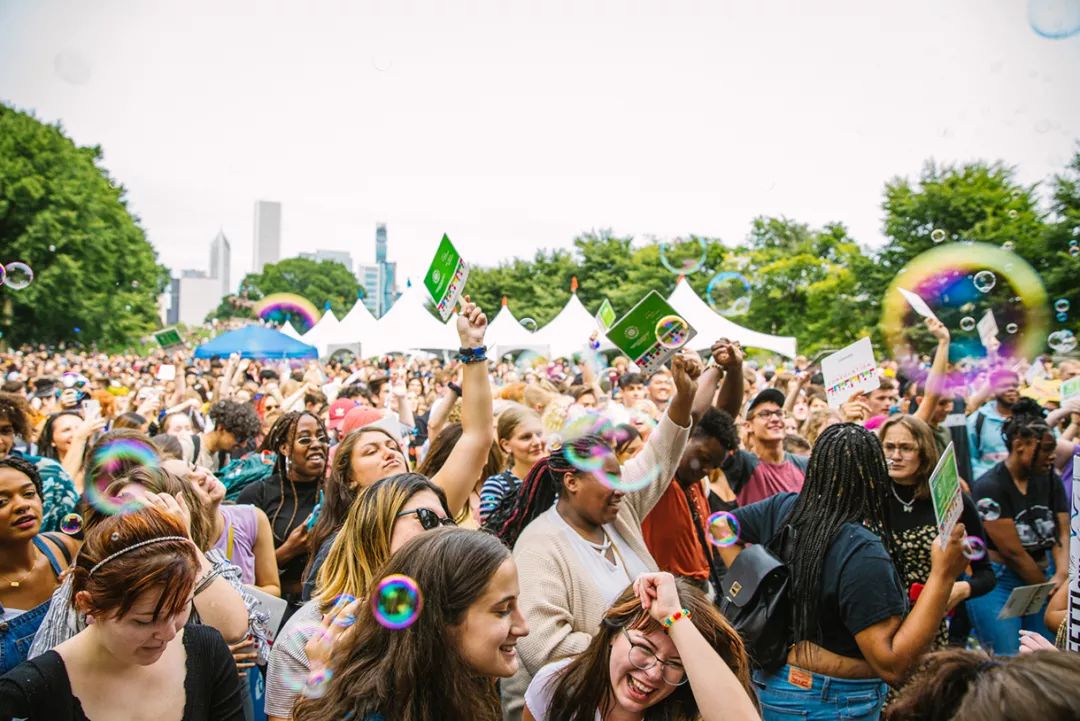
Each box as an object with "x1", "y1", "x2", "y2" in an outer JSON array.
[{"x1": 1, "y1": 1, "x2": 1077, "y2": 289}]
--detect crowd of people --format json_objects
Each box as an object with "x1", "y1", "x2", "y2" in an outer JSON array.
[{"x1": 0, "y1": 298, "x2": 1077, "y2": 721}]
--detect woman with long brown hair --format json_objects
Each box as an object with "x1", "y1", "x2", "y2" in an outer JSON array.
[
  {"x1": 524, "y1": 572, "x2": 758, "y2": 721},
  {"x1": 292, "y1": 527, "x2": 528, "y2": 721}
]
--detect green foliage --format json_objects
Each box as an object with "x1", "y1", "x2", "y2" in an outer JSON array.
[
  {"x1": 0, "y1": 103, "x2": 168, "y2": 349},
  {"x1": 223, "y1": 257, "x2": 361, "y2": 330}
]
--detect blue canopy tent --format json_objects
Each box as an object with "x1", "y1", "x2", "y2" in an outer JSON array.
[{"x1": 193, "y1": 326, "x2": 319, "y2": 359}]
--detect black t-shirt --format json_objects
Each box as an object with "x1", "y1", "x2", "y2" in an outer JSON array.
[
  {"x1": 972, "y1": 462, "x2": 1068, "y2": 563},
  {"x1": 237, "y1": 473, "x2": 320, "y2": 588},
  {"x1": 732, "y1": 493, "x2": 907, "y2": 659},
  {"x1": 0, "y1": 625, "x2": 243, "y2": 721}
]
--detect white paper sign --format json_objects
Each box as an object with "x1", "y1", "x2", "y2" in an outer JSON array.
[
  {"x1": 898, "y1": 288, "x2": 939, "y2": 321},
  {"x1": 155, "y1": 364, "x2": 176, "y2": 382},
  {"x1": 977, "y1": 310, "x2": 999, "y2": 348},
  {"x1": 1061, "y1": 376, "x2": 1080, "y2": 403},
  {"x1": 821, "y1": 337, "x2": 880, "y2": 409},
  {"x1": 997, "y1": 581, "x2": 1057, "y2": 620},
  {"x1": 247, "y1": 586, "x2": 289, "y2": 644}
]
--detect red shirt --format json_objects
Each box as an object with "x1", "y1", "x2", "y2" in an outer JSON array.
[{"x1": 642, "y1": 480, "x2": 711, "y2": 581}]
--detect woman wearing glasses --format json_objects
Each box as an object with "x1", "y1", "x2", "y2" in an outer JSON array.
[
  {"x1": 523, "y1": 572, "x2": 758, "y2": 721},
  {"x1": 264, "y1": 473, "x2": 456, "y2": 721},
  {"x1": 879, "y1": 415, "x2": 994, "y2": 651}
]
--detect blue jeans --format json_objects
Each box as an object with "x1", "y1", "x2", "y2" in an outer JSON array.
[
  {"x1": 753, "y1": 665, "x2": 888, "y2": 721},
  {"x1": 966, "y1": 560, "x2": 1054, "y2": 655}
]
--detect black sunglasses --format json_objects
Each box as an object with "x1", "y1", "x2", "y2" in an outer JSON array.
[{"x1": 395, "y1": 507, "x2": 456, "y2": 531}]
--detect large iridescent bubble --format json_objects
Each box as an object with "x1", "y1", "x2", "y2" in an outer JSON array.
[{"x1": 881, "y1": 242, "x2": 1049, "y2": 366}]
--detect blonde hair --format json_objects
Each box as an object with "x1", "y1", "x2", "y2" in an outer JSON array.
[{"x1": 314, "y1": 473, "x2": 449, "y2": 612}]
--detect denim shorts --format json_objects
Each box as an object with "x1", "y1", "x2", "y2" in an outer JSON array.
[{"x1": 753, "y1": 664, "x2": 888, "y2": 721}]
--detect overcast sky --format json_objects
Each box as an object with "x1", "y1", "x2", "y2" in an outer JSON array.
[{"x1": 1, "y1": 0, "x2": 1078, "y2": 293}]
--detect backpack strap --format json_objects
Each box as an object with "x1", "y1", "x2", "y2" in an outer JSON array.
[
  {"x1": 974, "y1": 412, "x2": 986, "y2": 457},
  {"x1": 682, "y1": 483, "x2": 725, "y2": 595}
]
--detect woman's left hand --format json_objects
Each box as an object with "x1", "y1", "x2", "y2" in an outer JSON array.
[
  {"x1": 1018, "y1": 629, "x2": 1057, "y2": 654},
  {"x1": 633, "y1": 572, "x2": 683, "y2": 623},
  {"x1": 305, "y1": 595, "x2": 363, "y2": 672}
]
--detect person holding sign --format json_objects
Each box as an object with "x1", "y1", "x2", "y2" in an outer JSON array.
[
  {"x1": 966, "y1": 401, "x2": 1069, "y2": 655},
  {"x1": 716, "y1": 423, "x2": 970, "y2": 721},
  {"x1": 878, "y1": 414, "x2": 994, "y2": 651}
]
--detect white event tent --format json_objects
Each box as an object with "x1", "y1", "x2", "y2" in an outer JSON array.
[
  {"x1": 485, "y1": 300, "x2": 548, "y2": 357},
  {"x1": 666, "y1": 278, "x2": 797, "y2": 358},
  {"x1": 529, "y1": 292, "x2": 616, "y2": 360},
  {"x1": 299, "y1": 310, "x2": 340, "y2": 357},
  {"x1": 278, "y1": 320, "x2": 302, "y2": 340},
  {"x1": 364, "y1": 284, "x2": 460, "y2": 358}
]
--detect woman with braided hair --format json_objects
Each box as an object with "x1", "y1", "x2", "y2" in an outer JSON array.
[
  {"x1": 717, "y1": 422, "x2": 969, "y2": 721},
  {"x1": 238, "y1": 410, "x2": 328, "y2": 615},
  {"x1": 488, "y1": 352, "x2": 697, "y2": 721},
  {"x1": 966, "y1": 399, "x2": 1069, "y2": 655}
]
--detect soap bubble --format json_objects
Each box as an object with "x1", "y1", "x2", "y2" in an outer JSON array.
[
  {"x1": 960, "y1": 316, "x2": 976, "y2": 332},
  {"x1": 931, "y1": 229, "x2": 947, "y2": 243},
  {"x1": 658, "y1": 237, "x2": 707, "y2": 275},
  {"x1": 976, "y1": 497, "x2": 1001, "y2": 522},
  {"x1": 973, "y1": 271, "x2": 997, "y2": 293},
  {"x1": 301, "y1": 668, "x2": 333, "y2": 698},
  {"x1": 1007, "y1": 210, "x2": 1019, "y2": 219},
  {"x1": 1002, "y1": 241, "x2": 1015, "y2": 251},
  {"x1": 1028, "y1": 0, "x2": 1080, "y2": 39},
  {"x1": 564, "y1": 435, "x2": 615, "y2": 473},
  {"x1": 1071, "y1": 246, "x2": 1080, "y2": 258},
  {"x1": 1057, "y1": 311, "x2": 1069, "y2": 322},
  {"x1": 1006, "y1": 323, "x2": 1019, "y2": 334},
  {"x1": 705, "y1": 272, "x2": 752, "y2": 316},
  {"x1": 60, "y1": 513, "x2": 83, "y2": 535},
  {"x1": 706, "y1": 511, "x2": 741, "y2": 547},
  {"x1": 372, "y1": 574, "x2": 423, "y2": 630},
  {"x1": 2, "y1": 262, "x2": 34, "y2": 290},
  {"x1": 593, "y1": 459, "x2": 660, "y2": 493},
  {"x1": 520, "y1": 317, "x2": 538, "y2": 332},
  {"x1": 655, "y1": 315, "x2": 690, "y2": 350},
  {"x1": 1048, "y1": 330, "x2": 1077, "y2": 353},
  {"x1": 961, "y1": 535, "x2": 987, "y2": 561},
  {"x1": 1054, "y1": 298, "x2": 1070, "y2": 313}
]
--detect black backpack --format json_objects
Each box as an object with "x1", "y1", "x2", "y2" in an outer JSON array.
[{"x1": 718, "y1": 523, "x2": 794, "y2": 673}]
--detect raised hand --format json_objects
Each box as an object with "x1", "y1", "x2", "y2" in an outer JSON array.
[{"x1": 456, "y1": 295, "x2": 488, "y2": 348}]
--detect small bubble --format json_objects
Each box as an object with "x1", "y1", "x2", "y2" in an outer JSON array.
[
  {"x1": 1002, "y1": 241, "x2": 1015, "y2": 251},
  {"x1": 931, "y1": 229, "x2": 947, "y2": 243},
  {"x1": 1071, "y1": 246, "x2": 1080, "y2": 258},
  {"x1": 1007, "y1": 210, "x2": 1019, "y2": 219},
  {"x1": 2, "y1": 262, "x2": 34, "y2": 290},
  {"x1": 961, "y1": 536, "x2": 987, "y2": 561},
  {"x1": 658, "y1": 237, "x2": 708, "y2": 275},
  {"x1": 520, "y1": 317, "x2": 538, "y2": 332},
  {"x1": 1058, "y1": 311, "x2": 1069, "y2": 322},
  {"x1": 301, "y1": 668, "x2": 333, "y2": 698},
  {"x1": 372, "y1": 574, "x2": 423, "y2": 630},
  {"x1": 48, "y1": 244, "x2": 57, "y2": 252},
  {"x1": 960, "y1": 317, "x2": 976, "y2": 332},
  {"x1": 706, "y1": 511, "x2": 741, "y2": 547},
  {"x1": 1048, "y1": 330, "x2": 1077, "y2": 353},
  {"x1": 1054, "y1": 298, "x2": 1070, "y2": 313},
  {"x1": 60, "y1": 513, "x2": 82, "y2": 535},
  {"x1": 131, "y1": 280, "x2": 139, "y2": 288},
  {"x1": 973, "y1": 271, "x2": 996, "y2": 293},
  {"x1": 655, "y1": 315, "x2": 690, "y2": 350},
  {"x1": 977, "y1": 498, "x2": 1001, "y2": 521}
]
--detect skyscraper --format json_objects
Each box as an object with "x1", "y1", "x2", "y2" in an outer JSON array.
[
  {"x1": 209, "y1": 229, "x2": 231, "y2": 298},
  {"x1": 356, "y1": 223, "x2": 400, "y2": 317},
  {"x1": 253, "y1": 200, "x2": 281, "y2": 273}
]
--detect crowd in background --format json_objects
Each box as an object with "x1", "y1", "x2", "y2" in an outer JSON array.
[{"x1": 0, "y1": 302, "x2": 1078, "y2": 721}]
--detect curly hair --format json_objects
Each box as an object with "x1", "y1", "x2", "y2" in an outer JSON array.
[
  {"x1": 0, "y1": 455, "x2": 43, "y2": 496},
  {"x1": 0, "y1": 392, "x2": 31, "y2": 440},
  {"x1": 208, "y1": 400, "x2": 261, "y2": 441},
  {"x1": 1002, "y1": 398, "x2": 1051, "y2": 453},
  {"x1": 692, "y1": 408, "x2": 740, "y2": 451}
]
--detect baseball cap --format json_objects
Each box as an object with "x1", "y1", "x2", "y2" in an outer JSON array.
[
  {"x1": 327, "y1": 398, "x2": 358, "y2": 432},
  {"x1": 746, "y1": 388, "x2": 786, "y2": 418}
]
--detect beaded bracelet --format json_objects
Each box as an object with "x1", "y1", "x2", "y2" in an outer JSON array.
[
  {"x1": 456, "y1": 346, "x2": 488, "y2": 364},
  {"x1": 661, "y1": 608, "x2": 692, "y2": 630}
]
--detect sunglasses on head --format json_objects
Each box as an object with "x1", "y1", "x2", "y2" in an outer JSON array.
[{"x1": 395, "y1": 507, "x2": 456, "y2": 531}]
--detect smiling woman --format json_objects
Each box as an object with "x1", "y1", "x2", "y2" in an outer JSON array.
[{"x1": 238, "y1": 411, "x2": 329, "y2": 612}]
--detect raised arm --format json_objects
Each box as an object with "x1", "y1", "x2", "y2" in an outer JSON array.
[
  {"x1": 914, "y1": 318, "x2": 950, "y2": 424},
  {"x1": 430, "y1": 297, "x2": 495, "y2": 516},
  {"x1": 634, "y1": 572, "x2": 760, "y2": 721}
]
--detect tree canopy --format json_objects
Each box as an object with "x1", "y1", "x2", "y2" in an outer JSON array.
[{"x1": 0, "y1": 103, "x2": 168, "y2": 349}]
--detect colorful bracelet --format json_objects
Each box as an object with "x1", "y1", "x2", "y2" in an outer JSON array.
[
  {"x1": 456, "y1": 346, "x2": 488, "y2": 364},
  {"x1": 661, "y1": 608, "x2": 692, "y2": 630}
]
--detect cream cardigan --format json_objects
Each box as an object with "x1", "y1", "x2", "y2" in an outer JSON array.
[{"x1": 502, "y1": 411, "x2": 691, "y2": 719}]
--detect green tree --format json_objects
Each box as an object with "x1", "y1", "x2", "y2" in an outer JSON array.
[
  {"x1": 225, "y1": 257, "x2": 360, "y2": 330},
  {"x1": 1034, "y1": 149, "x2": 1080, "y2": 321},
  {"x1": 0, "y1": 103, "x2": 169, "y2": 348}
]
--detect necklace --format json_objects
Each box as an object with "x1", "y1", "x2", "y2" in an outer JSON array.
[
  {"x1": 581, "y1": 528, "x2": 613, "y2": 553},
  {"x1": 890, "y1": 482, "x2": 916, "y2": 513},
  {"x1": 0, "y1": 546, "x2": 40, "y2": 588}
]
